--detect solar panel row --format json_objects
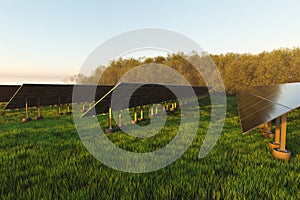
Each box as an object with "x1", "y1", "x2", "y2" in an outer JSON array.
[
  {"x1": 4, "y1": 84, "x2": 114, "y2": 109},
  {"x1": 0, "y1": 85, "x2": 20, "y2": 102},
  {"x1": 236, "y1": 82, "x2": 300, "y2": 160},
  {"x1": 3, "y1": 82, "x2": 208, "y2": 117},
  {"x1": 81, "y1": 82, "x2": 209, "y2": 117}
]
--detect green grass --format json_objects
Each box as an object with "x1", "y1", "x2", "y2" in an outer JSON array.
[{"x1": 0, "y1": 96, "x2": 300, "y2": 199}]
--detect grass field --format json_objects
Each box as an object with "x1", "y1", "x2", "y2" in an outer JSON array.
[{"x1": 0, "y1": 96, "x2": 300, "y2": 199}]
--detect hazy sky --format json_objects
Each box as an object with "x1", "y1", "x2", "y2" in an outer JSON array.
[{"x1": 0, "y1": 0, "x2": 300, "y2": 84}]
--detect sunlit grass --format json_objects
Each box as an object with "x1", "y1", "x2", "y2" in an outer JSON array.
[{"x1": 0, "y1": 96, "x2": 299, "y2": 199}]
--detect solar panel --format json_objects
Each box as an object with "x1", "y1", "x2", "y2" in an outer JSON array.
[
  {"x1": 4, "y1": 84, "x2": 114, "y2": 109},
  {"x1": 0, "y1": 85, "x2": 20, "y2": 102},
  {"x1": 236, "y1": 82, "x2": 300, "y2": 160},
  {"x1": 237, "y1": 90, "x2": 291, "y2": 133},
  {"x1": 237, "y1": 82, "x2": 300, "y2": 133},
  {"x1": 81, "y1": 82, "x2": 209, "y2": 117},
  {"x1": 244, "y1": 83, "x2": 300, "y2": 109}
]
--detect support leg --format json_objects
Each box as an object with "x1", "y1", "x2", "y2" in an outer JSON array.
[
  {"x1": 267, "y1": 121, "x2": 275, "y2": 138},
  {"x1": 118, "y1": 111, "x2": 122, "y2": 127},
  {"x1": 131, "y1": 107, "x2": 137, "y2": 124},
  {"x1": 26, "y1": 100, "x2": 29, "y2": 119},
  {"x1": 57, "y1": 105, "x2": 63, "y2": 116},
  {"x1": 273, "y1": 114, "x2": 292, "y2": 160},
  {"x1": 38, "y1": 106, "x2": 40, "y2": 117},
  {"x1": 280, "y1": 115, "x2": 287, "y2": 151},
  {"x1": 34, "y1": 98, "x2": 43, "y2": 120},
  {"x1": 106, "y1": 107, "x2": 116, "y2": 133},
  {"x1": 134, "y1": 107, "x2": 137, "y2": 123},
  {"x1": 35, "y1": 106, "x2": 44, "y2": 120},
  {"x1": 66, "y1": 104, "x2": 72, "y2": 115},
  {"x1": 269, "y1": 117, "x2": 281, "y2": 149},
  {"x1": 170, "y1": 102, "x2": 174, "y2": 111},
  {"x1": 275, "y1": 117, "x2": 281, "y2": 144},
  {"x1": 165, "y1": 104, "x2": 168, "y2": 111},
  {"x1": 260, "y1": 123, "x2": 267, "y2": 132},
  {"x1": 261, "y1": 122, "x2": 270, "y2": 137},
  {"x1": 140, "y1": 109, "x2": 143, "y2": 120},
  {"x1": 22, "y1": 99, "x2": 32, "y2": 122},
  {"x1": 109, "y1": 107, "x2": 112, "y2": 130},
  {"x1": 81, "y1": 103, "x2": 85, "y2": 112},
  {"x1": 57, "y1": 97, "x2": 63, "y2": 116}
]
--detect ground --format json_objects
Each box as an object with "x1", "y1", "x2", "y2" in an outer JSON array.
[{"x1": 0, "y1": 96, "x2": 299, "y2": 199}]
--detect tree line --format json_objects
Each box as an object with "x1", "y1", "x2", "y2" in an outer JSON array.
[{"x1": 68, "y1": 48, "x2": 300, "y2": 93}]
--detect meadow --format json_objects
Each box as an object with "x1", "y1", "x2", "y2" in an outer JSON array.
[{"x1": 0, "y1": 96, "x2": 299, "y2": 199}]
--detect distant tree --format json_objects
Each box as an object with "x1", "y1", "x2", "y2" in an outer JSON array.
[{"x1": 67, "y1": 48, "x2": 300, "y2": 93}]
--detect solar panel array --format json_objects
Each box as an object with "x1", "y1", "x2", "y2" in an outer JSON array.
[
  {"x1": 236, "y1": 82, "x2": 300, "y2": 133},
  {"x1": 82, "y1": 82, "x2": 209, "y2": 117},
  {"x1": 4, "y1": 84, "x2": 114, "y2": 109},
  {"x1": 0, "y1": 85, "x2": 20, "y2": 102}
]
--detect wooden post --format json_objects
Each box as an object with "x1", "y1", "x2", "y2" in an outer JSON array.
[
  {"x1": 118, "y1": 111, "x2": 122, "y2": 127},
  {"x1": 134, "y1": 107, "x2": 137, "y2": 122},
  {"x1": 140, "y1": 108, "x2": 143, "y2": 120},
  {"x1": 25, "y1": 99, "x2": 29, "y2": 119},
  {"x1": 37, "y1": 107, "x2": 41, "y2": 118},
  {"x1": 165, "y1": 104, "x2": 168, "y2": 111},
  {"x1": 261, "y1": 122, "x2": 269, "y2": 137},
  {"x1": 155, "y1": 105, "x2": 158, "y2": 115},
  {"x1": 264, "y1": 123, "x2": 268, "y2": 132},
  {"x1": 109, "y1": 107, "x2": 112, "y2": 129},
  {"x1": 57, "y1": 97, "x2": 61, "y2": 115},
  {"x1": 22, "y1": 98, "x2": 32, "y2": 122},
  {"x1": 275, "y1": 117, "x2": 281, "y2": 144},
  {"x1": 269, "y1": 117, "x2": 280, "y2": 148},
  {"x1": 272, "y1": 113, "x2": 291, "y2": 160},
  {"x1": 279, "y1": 114, "x2": 287, "y2": 151},
  {"x1": 267, "y1": 121, "x2": 272, "y2": 132},
  {"x1": 35, "y1": 97, "x2": 44, "y2": 120},
  {"x1": 36, "y1": 98, "x2": 40, "y2": 118}
]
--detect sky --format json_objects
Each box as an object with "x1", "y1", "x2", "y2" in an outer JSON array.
[{"x1": 0, "y1": 0, "x2": 300, "y2": 85}]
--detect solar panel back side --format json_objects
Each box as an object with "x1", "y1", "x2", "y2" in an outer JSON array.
[
  {"x1": 0, "y1": 85, "x2": 20, "y2": 102},
  {"x1": 4, "y1": 84, "x2": 114, "y2": 109},
  {"x1": 82, "y1": 82, "x2": 209, "y2": 117}
]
